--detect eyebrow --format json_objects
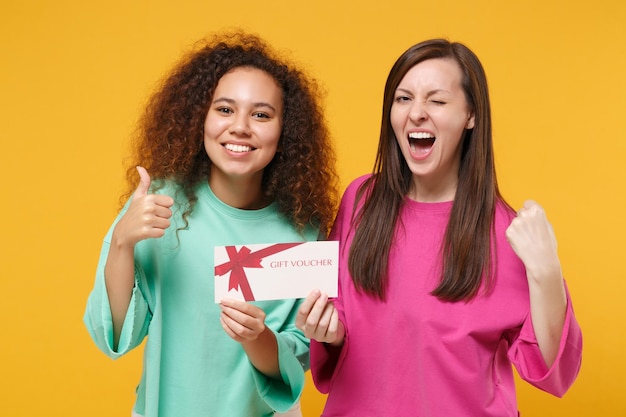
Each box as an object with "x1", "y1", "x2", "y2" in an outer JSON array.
[
  {"x1": 395, "y1": 88, "x2": 450, "y2": 97},
  {"x1": 212, "y1": 97, "x2": 278, "y2": 112}
]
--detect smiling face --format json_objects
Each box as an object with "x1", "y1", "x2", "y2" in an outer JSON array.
[
  {"x1": 203, "y1": 66, "x2": 283, "y2": 200},
  {"x1": 390, "y1": 58, "x2": 475, "y2": 202}
]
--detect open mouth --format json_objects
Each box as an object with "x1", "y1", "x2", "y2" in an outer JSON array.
[
  {"x1": 224, "y1": 143, "x2": 255, "y2": 153},
  {"x1": 408, "y1": 132, "x2": 435, "y2": 155}
]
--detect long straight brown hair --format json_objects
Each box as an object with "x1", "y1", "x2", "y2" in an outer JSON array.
[{"x1": 348, "y1": 39, "x2": 506, "y2": 302}]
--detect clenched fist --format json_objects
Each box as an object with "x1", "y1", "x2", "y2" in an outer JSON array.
[{"x1": 505, "y1": 200, "x2": 563, "y2": 284}]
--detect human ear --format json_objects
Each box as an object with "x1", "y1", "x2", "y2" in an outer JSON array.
[{"x1": 466, "y1": 113, "x2": 475, "y2": 129}]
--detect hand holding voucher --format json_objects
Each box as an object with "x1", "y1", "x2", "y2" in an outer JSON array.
[
  {"x1": 296, "y1": 290, "x2": 345, "y2": 346},
  {"x1": 219, "y1": 298, "x2": 268, "y2": 343}
]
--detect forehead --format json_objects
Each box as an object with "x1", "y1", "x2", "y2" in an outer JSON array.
[
  {"x1": 398, "y1": 58, "x2": 464, "y2": 90},
  {"x1": 215, "y1": 67, "x2": 283, "y2": 103}
]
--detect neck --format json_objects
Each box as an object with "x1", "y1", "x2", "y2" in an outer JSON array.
[
  {"x1": 209, "y1": 173, "x2": 268, "y2": 210},
  {"x1": 408, "y1": 175, "x2": 458, "y2": 203}
]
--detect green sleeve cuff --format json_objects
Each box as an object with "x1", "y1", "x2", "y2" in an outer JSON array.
[{"x1": 250, "y1": 327, "x2": 309, "y2": 412}]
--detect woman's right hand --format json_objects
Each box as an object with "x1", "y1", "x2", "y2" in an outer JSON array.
[
  {"x1": 112, "y1": 166, "x2": 174, "y2": 248},
  {"x1": 105, "y1": 166, "x2": 174, "y2": 349},
  {"x1": 296, "y1": 290, "x2": 345, "y2": 346}
]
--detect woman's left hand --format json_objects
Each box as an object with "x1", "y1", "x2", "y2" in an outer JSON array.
[
  {"x1": 506, "y1": 200, "x2": 567, "y2": 367},
  {"x1": 505, "y1": 200, "x2": 562, "y2": 283}
]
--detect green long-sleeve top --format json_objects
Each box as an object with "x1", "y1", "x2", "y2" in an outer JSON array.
[{"x1": 84, "y1": 181, "x2": 312, "y2": 417}]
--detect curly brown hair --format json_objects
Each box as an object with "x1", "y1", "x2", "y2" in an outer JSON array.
[{"x1": 122, "y1": 31, "x2": 338, "y2": 236}]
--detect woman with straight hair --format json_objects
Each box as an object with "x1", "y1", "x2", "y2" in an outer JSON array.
[{"x1": 297, "y1": 39, "x2": 582, "y2": 416}]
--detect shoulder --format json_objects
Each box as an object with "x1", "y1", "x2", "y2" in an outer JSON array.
[
  {"x1": 494, "y1": 199, "x2": 516, "y2": 229},
  {"x1": 491, "y1": 200, "x2": 519, "y2": 258},
  {"x1": 329, "y1": 174, "x2": 372, "y2": 238},
  {"x1": 150, "y1": 178, "x2": 182, "y2": 197},
  {"x1": 341, "y1": 174, "x2": 372, "y2": 204}
]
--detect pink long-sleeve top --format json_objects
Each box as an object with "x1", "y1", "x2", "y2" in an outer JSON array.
[{"x1": 310, "y1": 175, "x2": 582, "y2": 416}]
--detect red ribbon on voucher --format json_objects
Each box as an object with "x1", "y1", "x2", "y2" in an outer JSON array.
[{"x1": 214, "y1": 243, "x2": 305, "y2": 301}]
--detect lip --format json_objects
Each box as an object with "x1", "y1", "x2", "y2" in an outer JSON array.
[
  {"x1": 406, "y1": 128, "x2": 436, "y2": 136},
  {"x1": 406, "y1": 129, "x2": 435, "y2": 160},
  {"x1": 222, "y1": 142, "x2": 256, "y2": 154},
  {"x1": 407, "y1": 128, "x2": 435, "y2": 137}
]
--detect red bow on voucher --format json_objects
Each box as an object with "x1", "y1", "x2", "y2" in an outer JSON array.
[{"x1": 214, "y1": 243, "x2": 304, "y2": 301}]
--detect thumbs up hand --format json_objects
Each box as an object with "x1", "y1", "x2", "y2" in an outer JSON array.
[{"x1": 112, "y1": 166, "x2": 175, "y2": 249}]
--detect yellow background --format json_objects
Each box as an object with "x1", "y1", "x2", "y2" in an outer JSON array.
[{"x1": 1, "y1": 0, "x2": 624, "y2": 415}]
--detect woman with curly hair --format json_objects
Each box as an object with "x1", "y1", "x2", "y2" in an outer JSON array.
[{"x1": 84, "y1": 31, "x2": 338, "y2": 417}]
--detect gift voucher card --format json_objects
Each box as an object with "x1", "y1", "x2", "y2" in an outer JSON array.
[{"x1": 214, "y1": 241, "x2": 338, "y2": 302}]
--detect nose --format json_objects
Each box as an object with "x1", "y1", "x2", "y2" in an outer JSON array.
[
  {"x1": 408, "y1": 101, "x2": 427, "y2": 124},
  {"x1": 229, "y1": 113, "x2": 251, "y2": 136}
]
